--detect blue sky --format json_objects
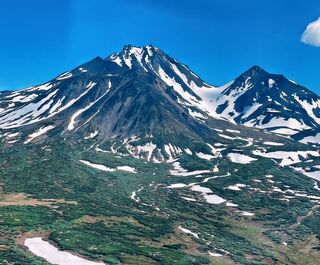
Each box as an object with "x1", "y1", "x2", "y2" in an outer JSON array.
[{"x1": 0, "y1": 0, "x2": 319, "y2": 93}]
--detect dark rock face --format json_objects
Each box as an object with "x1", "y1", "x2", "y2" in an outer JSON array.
[{"x1": 0, "y1": 45, "x2": 216, "y2": 145}]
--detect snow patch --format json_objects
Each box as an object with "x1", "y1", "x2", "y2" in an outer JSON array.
[
  {"x1": 196, "y1": 152, "x2": 215, "y2": 160},
  {"x1": 79, "y1": 160, "x2": 115, "y2": 172},
  {"x1": 178, "y1": 226, "x2": 199, "y2": 239},
  {"x1": 253, "y1": 150, "x2": 319, "y2": 167},
  {"x1": 227, "y1": 153, "x2": 257, "y2": 164},
  {"x1": 117, "y1": 166, "x2": 137, "y2": 173},
  {"x1": 57, "y1": 72, "x2": 72, "y2": 80},
  {"x1": 263, "y1": 141, "x2": 284, "y2": 146},
  {"x1": 24, "y1": 125, "x2": 55, "y2": 144},
  {"x1": 226, "y1": 184, "x2": 246, "y2": 191},
  {"x1": 24, "y1": 237, "x2": 105, "y2": 265}
]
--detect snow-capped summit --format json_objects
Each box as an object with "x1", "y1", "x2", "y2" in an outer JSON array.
[
  {"x1": 106, "y1": 44, "x2": 219, "y2": 119},
  {"x1": 209, "y1": 66, "x2": 320, "y2": 138},
  {"x1": 107, "y1": 45, "x2": 159, "y2": 69}
]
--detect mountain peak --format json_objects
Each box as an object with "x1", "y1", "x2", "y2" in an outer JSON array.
[
  {"x1": 243, "y1": 65, "x2": 268, "y2": 77},
  {"x1": 105, "y1": 44, "x2": 164, "y2": 70},
  {"x1": 239, "y1": 66, "x2": 294, "y2": 87},
  {"x1": 122, "y1": 44, "x2": 157, "y2": 51},
  {"x1": 119, "y1": 44, "x2": 162, "y2": 58}
]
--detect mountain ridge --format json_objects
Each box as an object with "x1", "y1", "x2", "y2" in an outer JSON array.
[{"x1": 0, "y1": 44, "x2": 319, "y2": 146}]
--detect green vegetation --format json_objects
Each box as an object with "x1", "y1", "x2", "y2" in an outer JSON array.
[{"x1": 0, "y1": 138, "x2": 319, "y2": 264}]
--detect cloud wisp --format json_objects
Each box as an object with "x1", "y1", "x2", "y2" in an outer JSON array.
[{"x1": 301, "y1": 17, "x2": 320, "y2": 47}]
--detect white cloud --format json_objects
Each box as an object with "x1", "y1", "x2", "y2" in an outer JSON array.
[{"x1": 301, "y1": 17, "x2": 320, "y2": 47}]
